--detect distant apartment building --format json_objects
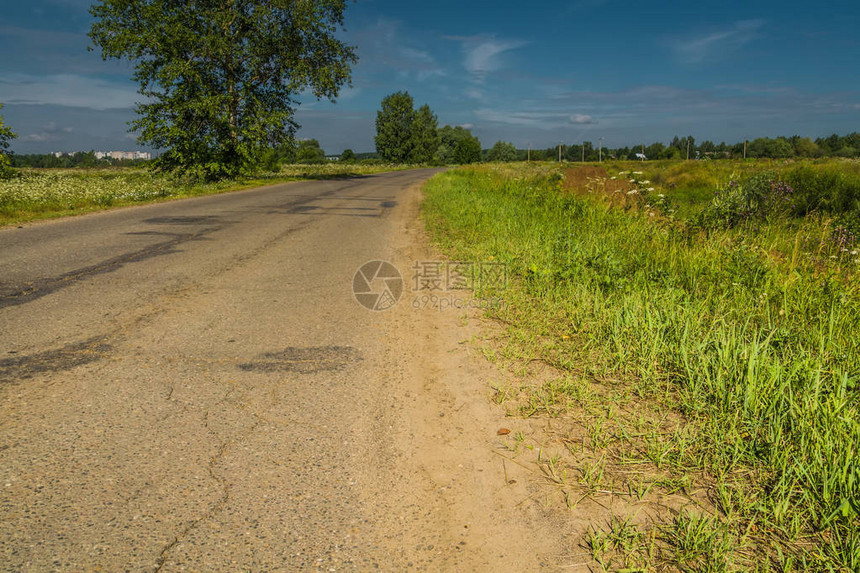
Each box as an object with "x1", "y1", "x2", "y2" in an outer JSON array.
[
  {"x1": 94, "y1": 151, "x2": 152, "y2": 161},
  {"x1": 52, "y1": 151, "x2": 152, "y2": 160}
]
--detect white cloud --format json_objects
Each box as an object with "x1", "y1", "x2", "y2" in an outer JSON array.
[
  {"x1": 571, "y1": 114, "x2": 597, "y2": 124},
  {"x1": 465, "y1": 87, "x2": 485, "y2": 101},
  {"x1": 21, "y1": 133, "x2": 57, "y2": 143},
  {"x1": 350, "y1": 18, "x2": 446, "y2": 82},
  {"x1": 452, "y1": 35, "x2": 527, "y2": 83},
  {"x1": 0, "y1": 74, "x2": 140, "y2": 110},
  {"x1": 670, "y1": 20, "x2": 765, "y2": 64},
  {"x1": 20, "y1": 121, "x2": 74, "y2": 142}
]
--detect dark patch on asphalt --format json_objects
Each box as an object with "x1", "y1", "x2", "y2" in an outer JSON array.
[
  {"x1": 380, "y1": 201, "x2": 397, "y2": 208},
  {"x1": 282, "y1": 204, "x2": 383, "y2": 218},
  {"x1": 0, "y1": 338, "x2": 111, "y2": 382},
  {"x1": 143, "y1": 216, "x2": 224, "y2": 225},
  {"x1": 239, "y1": 346, "x2": 362, "y2": 374},
  {"x1": 0, "y1": 228, "x2": 220, "y2": 310}
]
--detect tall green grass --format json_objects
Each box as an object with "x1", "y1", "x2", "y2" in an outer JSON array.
[
  {"x1": 602, "y1": 158, "x2": 860, "y2": 221},
  {"x1": 423, "y1": 164, "x2": 859, "y2": 570}
]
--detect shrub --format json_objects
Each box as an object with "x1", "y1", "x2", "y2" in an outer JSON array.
[{"x1": 696, "y1": 172, "x2": 793, "y2": 229}]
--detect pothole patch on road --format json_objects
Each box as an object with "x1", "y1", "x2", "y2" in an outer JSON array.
[
  {"x1": 238, "y1": 346, "x2": 362, "y2": 374},
  {"x1": 0, "y1": 337, "x2": 112, "y2": 382}
]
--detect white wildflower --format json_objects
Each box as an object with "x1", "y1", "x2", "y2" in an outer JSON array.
[
  {"x1": 648, "y1": 187, "x2": 655, "y2": 192},
  {"x1": 633, "y1": 171, "x2": 643, "y2": 175},
  {"x1": 627, "y1": 189, "x2": 639, "y2": 195}
]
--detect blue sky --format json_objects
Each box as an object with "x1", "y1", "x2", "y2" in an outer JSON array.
[{"x1": 1, "y1": 0, "x2": 858, "y2": 154}]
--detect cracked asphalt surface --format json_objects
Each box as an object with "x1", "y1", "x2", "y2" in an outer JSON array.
[{"x1": 0, "y1": 170, "x2": 566, "y2": 571}]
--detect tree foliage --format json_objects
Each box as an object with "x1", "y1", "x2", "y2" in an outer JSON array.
[
  {"x1": 436, "y1": 125, "x2": 481, "y2": 165},
  {"x1": 375, "y1": 93, "x2": 446, "y2": 164},
  {"x1": 89, "y1": 0, "x2": 356, "y2": 180},
  {"x1": 409, "y1": 104, "x2": 440, "y2": 164},
  {"x1": 374, "y1": 91, "x2": 417, "y2": 163},
  {"x1": 0, "y1": 104, "x2": 18, "y2": 179},
  {"x1": 487, "y1": 140, "x2": 517, "y2": 162},
  {"x1": 296, "y1": 139, "x2": 325, "y2": 164}
]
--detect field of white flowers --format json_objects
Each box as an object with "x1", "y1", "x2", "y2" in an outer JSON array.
[
  {"x1": 0, "y1": 163, "x2": 406, "y2": 224},
  {"x1": 0, "y1": 169, "x2": 189, "y2": 220}
]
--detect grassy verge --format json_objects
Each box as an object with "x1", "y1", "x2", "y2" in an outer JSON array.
[
  {"x1": 422, "y1": 162, "x2": 859, "y2": 571},
  {"x1": 0, "y1": 162, "x2": 410, "y2": 226}
]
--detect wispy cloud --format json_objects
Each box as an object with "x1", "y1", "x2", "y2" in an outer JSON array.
[
  {"x1": 451, "y1": 35, "x2": 527, "y2": 83},
  {"x1": 670, "y1": 20, "x2": 765, "y2": 64},
  {"x1": 0, "y1": 74, "x2": 140, "y2": 110},
  {"x1": 475, "y1": 109, "x2": 594, "y2": 129},
  {"x1": 464, "y1": 87, "x2": 486, "y2": 101},
  {"x1": 467, "y1": 83, "x2": 860, "y2": 149},
  {"x1": 20, "y1": 121, "x2": 73, "y2": 143},
  {"x1": 350, "y1": 18, "x2": 446, "y2": 83},
  {"x1": 2, "y1": 103, "x2": 141, "y2": 154}
]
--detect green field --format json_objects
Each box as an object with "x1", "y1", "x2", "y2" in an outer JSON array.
[
  {"x1": 423, "y1": 159, "x2": 859, "y2": 571},
  {"x1": 0, "y1": 163, "x2": 407, "y2": 226}
]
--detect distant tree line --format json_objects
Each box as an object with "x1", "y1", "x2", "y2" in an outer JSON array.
[
  {"x1": 9, "y1": 151, "x2": 151, "y2": 169},
  {"x1": 508, "y1": 133, "x2": 860, "y2": 163}
]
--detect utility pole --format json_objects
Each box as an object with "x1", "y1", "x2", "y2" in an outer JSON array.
[
  {"x1": 686, "y1": 139, "x2": 691, "y2": 161},
  {"x1": 743, "y1": 139, "x2": 747, "y2": 160},
  {"x1": 581, "y1": 143, "x2": 585, "y2": 163},
  {"x1": 599, "y1": 138, "x2": 603, "y2": 162},
  {"x1": 558, "y1": 143, "x2": 562, "y2": 162},
  {"x1": 527, "y1": 143, "x2": 531, "y2": 163}
]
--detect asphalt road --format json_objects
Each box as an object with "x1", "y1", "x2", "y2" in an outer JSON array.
[{"x1": 0, "y1": 170, "x2": 564, "y2": 572}]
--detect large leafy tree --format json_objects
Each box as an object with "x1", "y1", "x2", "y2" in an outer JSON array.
[
  {"x1": 374, "y1": 91, "x2": 416, "y2": 163},
  {"x1": 408, "y1": 104, "x2": 439, "y2": 164},
  {"x1": 0, "y1": 104, "x2": 17, "y2": 179},
  {"x1": 89, "y1": 0, "x2": 356, "y2": 180}
]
